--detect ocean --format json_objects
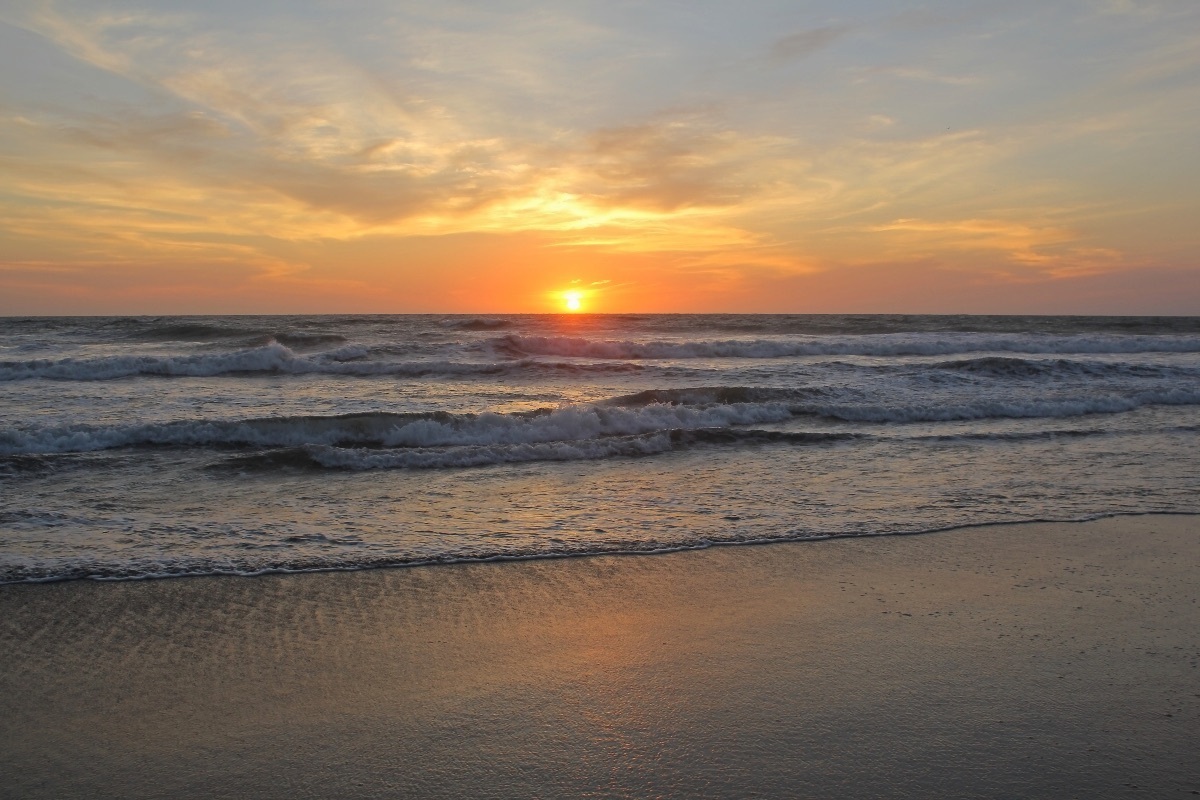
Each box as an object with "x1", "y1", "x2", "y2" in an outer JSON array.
[{"x1": 1, "y1": 313, "x2": 1198, "y2": 583}]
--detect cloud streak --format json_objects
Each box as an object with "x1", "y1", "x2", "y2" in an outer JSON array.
[{"x1": 769, "y1": 26, "x2": 852, "y2": 62}]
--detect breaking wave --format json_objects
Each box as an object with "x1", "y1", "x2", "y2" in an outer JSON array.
[
  {"x1": 5, "y1": 385, "x2": 1200, "y2": 458},
  {"x1": 0, "y1": 401, "x2": 795, "y2": 456}
]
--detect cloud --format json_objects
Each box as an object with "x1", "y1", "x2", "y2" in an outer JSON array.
[
  {"x1": 1094, "y1": 0, "x2": 1157, "y2": 17},
  {"x1": 1, "y1": 0, "x2": 1196, "y2": 312},
  {"x1": 768, "y1": 26, "x2": 851, "y2": 63},
  {"x1": 1117, "y1": 32, "x2": 1200, "y2": 88},
  {"x1": 869, "y1": 217, "x2": 1131, "y2": 278},
  {"x1": 856, "y1": 65, "x2": 979, "y2": 86},
  {"x1": 873, "y1": 217, "x2": 1074, "y2": 256},
  {"x1": 568, "y1": 118, "x2": 754, "y2": 212}
]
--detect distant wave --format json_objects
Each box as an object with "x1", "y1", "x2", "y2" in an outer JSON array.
[
  {"x1": 124, "y1": 322, "x2": 349, "y2": 348},
  {"x1": 0, "y1": 342, "x2": 643, "y2": 381},
  {"x1": 134, "y1": 323, "x2": 250, "y2": 341},
  {"x1": 686, "y1": 315, "x2": 1200, "y2": 337},
  {"x1": 440, "y1": 317, "x2": 514, "y2": 331},
  {"x1": 260, "y1": 332, "x2": 349, "y2": 348},
  {"x1": 489, "y1": 333, "x2": 1200, "y2": 360},
  {"x1": 0, "y1": 342, "x2": 355, "y2": 380}
]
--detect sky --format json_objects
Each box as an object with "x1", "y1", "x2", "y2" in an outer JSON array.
[{"x1": 1, "y1": 0, "x2": 1198, "y2": 314}]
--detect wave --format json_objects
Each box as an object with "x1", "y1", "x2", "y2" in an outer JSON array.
[
  {"x1": 130, "y1": 322, "x2": 260, "y2": 341},
  {"x1": 120, "y1": 322, "x2": 347, "y2": 348},
  {"x1": 6, "y1": 381, "x2": 1199, "y2": 458},
  {"x1": 260, "y1": 332, "x2": 348, "y2": 348},
  {"x1": 107, "y1": 316, "x2": 351, "y2": 346},
  {"x1": 0, "y1": 400, "x2": 797, "y2": 456},
  {"x1": 669, "y1": 314, "x2": 1200, "y2": 337},
  {"x1": 0, "y1": 453, "x2": 78, "y2": 477},
  {"x1": 594, "y1": 385, "x2": 1200, "y2": 427},
  {"x1": 489, "y1": 333, "x2": 1200, "y2": 360},
  {"x1": 231, "y1": 434, "x2": 679, "y2": 470},
  {"x1": 0, "y1": 342, "x2": 643, "y2": 381},
  {"x1": 601, "y1": 386, "x2": 809, "y2": 407},
  {"x1": 908, "y1": 428, "x2": 1112, "y2": 443},
  {"x1": 440, "y1": 317, "x2": 514, "y2": 331},
  {"x1": 0, "y1": 342, "x2": 342, "y2": 380},
  {"x1": 808, "y1": 388, "x2": 1200, "y2": 423},
  {"x1": 929, "y1": 355, "x2": 1195, "y2": 379}
]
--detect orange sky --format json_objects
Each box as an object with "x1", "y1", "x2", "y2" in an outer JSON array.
[{"x1": 1, "y1": 1, "x2": 1198, "y2": 314}]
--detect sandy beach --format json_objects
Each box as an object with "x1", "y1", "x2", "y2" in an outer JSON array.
[
  {"x1": 6, "y1": 0, "x2": 1200, "y2": 794},
  {"x1": 2, "y1": 514, "x2": 1197, "y2": 799}
]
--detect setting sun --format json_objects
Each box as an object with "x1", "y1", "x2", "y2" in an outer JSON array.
[{"x1": 563, "y1": 290, "x2": 583, "y2": 312}]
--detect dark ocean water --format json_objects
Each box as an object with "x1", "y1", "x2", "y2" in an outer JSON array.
[{"x1": 1, "y1": 314, "x2": 1198, "y2": 582}]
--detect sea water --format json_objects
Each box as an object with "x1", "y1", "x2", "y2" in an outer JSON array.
[{"x1": 1, "y1": 314, "x2": 1197, "y2": 582}]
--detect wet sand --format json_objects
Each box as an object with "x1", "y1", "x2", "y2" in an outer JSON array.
[{"x1": 2, "y1": 514, "x2": 1198, "y2": 799}]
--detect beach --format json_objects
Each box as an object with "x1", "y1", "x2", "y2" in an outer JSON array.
[
  {"x1": 5, "y1": 0, "x2": 1200, "y2": 794},
  {"x1": 2, "y1": 514, "x2": 1196, "y2": 799}
]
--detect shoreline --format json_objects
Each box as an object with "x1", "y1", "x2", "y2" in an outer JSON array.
[
  {"x1": 7, "y1": 509, "x2": 1199, "y2": 586},
  {"x1": 2, "y1": 514, "x2": 1198, "y2": 798}
]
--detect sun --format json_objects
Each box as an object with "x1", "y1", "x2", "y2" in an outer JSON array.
[{"x1": 563, "y1": 290, "x2": 583, "y2": 312}]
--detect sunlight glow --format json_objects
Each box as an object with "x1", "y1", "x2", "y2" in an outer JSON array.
[{"x1": 563, "y1": 290, "x2": 583, "y2": 312}]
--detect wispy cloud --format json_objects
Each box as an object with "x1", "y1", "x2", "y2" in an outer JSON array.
[
  {"x1": 1094, "y1": 0, "x2": 1159, "y2": 17},
  {"x1": 768, "y1": 26, "x2": 851, "y2": 63},
  {"x1": 869, "y1": 218, "x2": 1132, "y2": 279},
  {"x1": 854, "y1": 65, "x2": 980, "y2": 86}
]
